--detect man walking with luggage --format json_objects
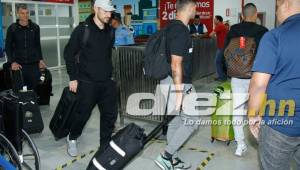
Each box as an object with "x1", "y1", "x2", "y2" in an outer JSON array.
[
  {"x1": 5, "y1": 4, "x2": 46, "y2": 90},
  {"x1": 64, "y1": 0, "x2": 118, "y2": 157},
  {"x1": 154, "y1": 0, "x2": 198, "y2": 169},
  {"x1": 249, "y1": 0, "x2": 300, "y2": 169},
  {"x1": 223, "y1": 3, "x2": 268, "y2": 156}
]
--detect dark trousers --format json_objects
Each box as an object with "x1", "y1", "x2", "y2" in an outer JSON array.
[
  {"x1": 259, "y1": 125, "x2": 300, "y2": 170},
  {"x1": 19, "y1": 63, "x2": 40, "y2": 90},
  {"x1": 69, "y1": 79, "x2": 118, "y2": 148},
  {"x1": 215, "y1": 48, "x2": 227, "y2": 80}
]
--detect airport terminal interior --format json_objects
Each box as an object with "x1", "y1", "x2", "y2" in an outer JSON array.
[{"x1": 0, "y1": 0, "x2": 299, "y2": 170}]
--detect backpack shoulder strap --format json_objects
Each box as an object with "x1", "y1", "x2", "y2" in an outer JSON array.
[{"x1": 81, "y1": 22, "x2": 90, "y2": 48}]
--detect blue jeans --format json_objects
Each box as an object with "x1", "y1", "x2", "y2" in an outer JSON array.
[
  {"x1": 215, "y1": 48, "x2": 227, "y2": 80},
  {"x1": 259, "y1": 125, "x2": 300, "y2": 170}
]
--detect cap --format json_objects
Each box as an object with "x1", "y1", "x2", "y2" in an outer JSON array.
[{"x1": 94, "y1": 0, "x2": 115, "y2": 12}]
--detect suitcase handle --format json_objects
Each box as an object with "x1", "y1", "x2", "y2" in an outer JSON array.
[
  {"x1": 143, "y1": 85, "x2": 174, "y2": 145},
  {"x1": 143, "y1": 84, "x2": 189, "y2": 145},
  {"x1": 9, "y1": 69, "x2": 25, "y2": 92}
]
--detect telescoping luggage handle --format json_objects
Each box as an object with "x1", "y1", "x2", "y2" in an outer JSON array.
[
  {"x1": 143, "y1": 84, "x2": 175, "y2": 145},
  {"x1": 9, "y1": 69, "x2": 27, "y2": 92}
]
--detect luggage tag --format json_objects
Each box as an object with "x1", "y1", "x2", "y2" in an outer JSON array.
[{"x1": 240, "y1": 36, "x2": 246, "y2": 49}]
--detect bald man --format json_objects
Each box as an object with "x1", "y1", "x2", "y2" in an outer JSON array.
[
  {"x1": 248, "y1": 0, "x2": 300, "y2": 169},
  {"x1": 223, "y1": 3, "x2": 268, "y2": 157}
]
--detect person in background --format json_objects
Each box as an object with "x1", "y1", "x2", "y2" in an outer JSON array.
[
  {"x1": 224, "y1": 3, "x2": 268, "y2": 157},
  {"x1": 248, "y1": 0, "x2": 300, "y2": 169},
  {"x1": 111, "y1": 12, "x2": 134, "y2": 46},
  {"x1": 224, "y1": 20, "x2": 230, "y2": 31},
  {"x1": 209, "y1": 15, "x2": 228, "y2": 81},
  {"x1": 5, "y1": 4, "x2": 46, "y2": 90},
  {"x1": 64, "y1": 0, "x2": 118, "y2": 157},
  {"x1": 189, "y1": 14, "x2": 208, "y2": 36}
]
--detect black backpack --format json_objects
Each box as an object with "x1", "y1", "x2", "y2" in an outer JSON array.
[{"x1": 143, "y1": 26, "x2": 171, "y2": 80}]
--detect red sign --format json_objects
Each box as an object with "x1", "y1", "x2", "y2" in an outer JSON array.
[
  {"x1": 159, "y1": 0, "x2": 214, "y2": 32},
  {"x1": 44, "y1": 0, "x2": 74, "y2": 3}
]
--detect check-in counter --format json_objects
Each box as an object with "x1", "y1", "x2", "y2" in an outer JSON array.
[{"x1": 112, "y1": 38, "x2": 217, "y2": 123}]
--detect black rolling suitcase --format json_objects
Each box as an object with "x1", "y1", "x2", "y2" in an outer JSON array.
[
  {"x1": 49, "y1": 87, "x2": 77, "y2": 140},
  {"x1": 86, "y1": 116, "x2": 174, "y2": 170},
  {"x1": 36, "y1": 68, "x2": 53, "y2": 105},
  {"x1": 0, "y1": 90, "x2": 44, "y2": 135},
  {"x1": 0, "y1": 91, "x2": 24, "y2": 152},
  {"x1": 0, "y1": 62, "x2": 13, "y2": 92},
  {"x1": 0, "y1": 68, "x2": 6, "y2": 92}
]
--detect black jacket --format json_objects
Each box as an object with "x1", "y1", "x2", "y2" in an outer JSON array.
[
  {"x1": 5, "y1": 20, "x2": 43, "y2": 64},
  {"x1": 224, "y1": 21, "x2": 269, "y2": 52},
  {"x1": 189, "y1": 23, "x2": 205, "y2": 34},
  {"x1": 64, "y1": 14, "x2": 114, "y2": 82}
]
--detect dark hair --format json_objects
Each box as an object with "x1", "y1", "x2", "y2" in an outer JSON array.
[
  {"x1": 195, "y1": 15, "x2": 200, "y2": 19},
  {"x1": 243, "y1": 3, "x2": 257, "y2": 17},
  {"x1": 176, "y1": 0, "x2": 196, "y2": 12},
  {"x1": 17, "y1": 4, "x2": 28, "y2": 11},
  {"x1": 111, "y1": 12, "x2": 122, "y2": 23},
  {"x1": 215, "y1": 15, "x2": 223, "y2": 22}
]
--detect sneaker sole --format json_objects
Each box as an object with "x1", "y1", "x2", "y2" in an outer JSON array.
[
  {"x1": 155, "y1": 160, "x2": 169, "y2": 170},
  {"x1": 235, "y1": 148, "x2": 247, "y2": 157}
]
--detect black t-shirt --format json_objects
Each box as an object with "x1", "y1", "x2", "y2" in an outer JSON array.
[
  {"x1": 167, "y1": 20, "x2": 193, "y2": 84},
  {"x1": 224, "y1": 21, "x2": 268, "y2": 52}
]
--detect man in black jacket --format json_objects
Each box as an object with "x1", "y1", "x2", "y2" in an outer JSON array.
[
  {"x1": 64, "y1": 0, "x2": 117, "y2": 157},
  {"x1": 189, "y1": 15, "x2": 208, "y2": 36},
  {"x1": 223, "y1": 3, "x2": 268, "y2": 157},
  {"x1": 5, "y1": 4, "x2": 46, "y2": 90}
]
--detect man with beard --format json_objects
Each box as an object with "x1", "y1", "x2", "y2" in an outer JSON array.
[{"x1": 64, "y1": 0, "x2": 118, "y2": 157}]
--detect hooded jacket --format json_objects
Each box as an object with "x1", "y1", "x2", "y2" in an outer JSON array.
[
  {"x1": 5, "y1": 19, "x2": 43, "y2": 64},
  {"x1": 64, "y1": 14, "x2": 114, "y2": 82}
]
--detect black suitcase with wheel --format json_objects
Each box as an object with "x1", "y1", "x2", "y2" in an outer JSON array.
[
  {"x1": 86, "y1": 84, "x2": 174, "y2": 170},
  {"x1": 0, "y1": 62, "x2": 13, "y2": 92},
  {"x1": 0, "y1": 90, "x2": 44, "y2": 135},
  {"x1": 36, "y1": 68, "x2": 53, "y2": 105},
  {"x1": 49, "y1": 87, "x2": 77, "y2": 140},
  {"x1": 86, "y1": 116, "x2": 174, "y2": 170}
]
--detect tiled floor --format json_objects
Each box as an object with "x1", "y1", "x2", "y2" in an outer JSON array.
[{"x1": 28, "y1": 69, "x2": 262, "y2": 170}]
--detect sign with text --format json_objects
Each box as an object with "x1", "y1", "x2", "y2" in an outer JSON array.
[{"x1": 159, "y1": 0, "x2": 214, "y2": 32}]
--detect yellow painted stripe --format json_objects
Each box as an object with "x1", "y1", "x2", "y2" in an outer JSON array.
[
  {"x1": 54, "y1": 139, "x2": 213, "y2": 170},
  {"x1": 54, "y1": 148, "x2": 97, "y2": 170},
  {"x1": 197, "y1": 153, "x2": 215, "y2": 170}
]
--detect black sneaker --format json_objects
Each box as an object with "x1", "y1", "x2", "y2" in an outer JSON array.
[{"x1": 172, "y1": 157, "x2": 192, "y2": 170}]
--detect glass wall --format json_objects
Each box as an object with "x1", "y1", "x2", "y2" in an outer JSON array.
[
  {"x1": 2, "y1": 3, "x2": 12, "y2": 40},
  {"x1": 1, "y1": 1, "x2": 75, "y2": 68}
]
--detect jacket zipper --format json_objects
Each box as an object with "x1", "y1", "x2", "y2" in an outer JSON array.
[{"x1": 24, "y1": 29, "x2": 27, "y2": 63}]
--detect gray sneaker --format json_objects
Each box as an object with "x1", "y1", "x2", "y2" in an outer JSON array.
[
  {"x1": 67, "y1": 135, "x2": 78, "y2": 157},
  {"x1": 155, "y1": 154, "x2": 174, "y2": 170},
  {"x1": 172, "y1": 157, "x2": 192, "y2": 170}
]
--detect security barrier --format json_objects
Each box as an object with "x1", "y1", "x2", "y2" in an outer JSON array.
[{"x1": 112, "y1": 38, "x2": 217, "y2": 124}]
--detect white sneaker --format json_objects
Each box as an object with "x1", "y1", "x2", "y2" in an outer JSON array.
[
  {"x1": 235, "y1": 143, "x2": 247, "y2": 157},
  {"x1": 67, "y1": 135, "x2": 78, "y2": 157}
]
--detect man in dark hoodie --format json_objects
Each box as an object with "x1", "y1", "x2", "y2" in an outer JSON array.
[
  {"x1": 223, "y1": 3, "x2": 268, "y2": 157},
  {"x1": 64, "y1": 0, "x2": 117, "y2": 157},
  {"x1": 5, "y1": 4, "x2": 46, "y2": 90}
]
